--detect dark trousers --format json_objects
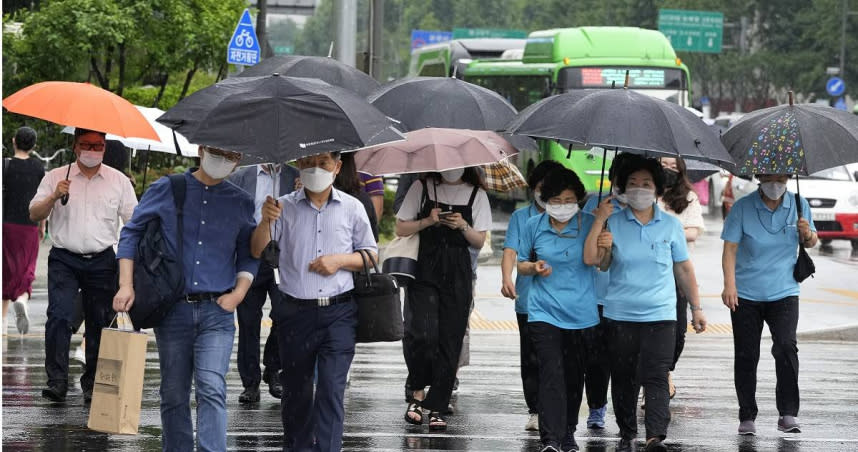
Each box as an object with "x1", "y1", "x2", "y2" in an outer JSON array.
[
  {"x1": 607, "y1": 319, "x2": 676, "y2": 441},
  {"x1": 731, "y1": 296, "x2": 800, "y2": 421},
  {"x1": 529, "y1": 322, "x2": 588, "y2": 448},
  {"x1": 516, "y1": 313, "x2": 540, "y2": 414},
  {"x1": 237, "y1": 265, "x2": 281, "y2": 388},
  {"x1": 402, "y1": 277, "x2": 472, "y2": 413},
  {"x1": 276, "y1": 296, "x2": 357, "y2": 452},
  {"x1": 584, "y1": 305, "x2": 610, "y2": 409},
  {"x1": 45, "y1": 247, "x2": 116, "y2": 390},
  {"x1": 671, "y1": 284, "x2": 688, "y2": 371}
]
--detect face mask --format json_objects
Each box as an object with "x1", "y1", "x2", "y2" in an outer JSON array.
[
  {"x1": 201, "y1": 150, "x2": 237, "y2": 180},
  {"x1": 625, "y1": 187, "x2": 656, "y2": 210},
  {"x1": 441, "y1": 168, "x2": 465, "y2": 183},
  {"x1": 760, "y1": 181, "x2": 787, "y2": 200},
  {"x1": 663, "y1": 169, "x2": 680, "y2": 187},
  {"x1": 612, "y1": 186, "x2": 628, "y2": 204},
  {"x1": 300, "y1": 167, "x2": 335, "y2": 193},
  {"x1": 533, "y1": 190, "x2": 546, "y2": 209},
  {"x1": 77, "y1": 150, "x2": 103, "y2": 168},
  {"x1": 545, "y1": 203, "x2": 579, "y2": 223}
]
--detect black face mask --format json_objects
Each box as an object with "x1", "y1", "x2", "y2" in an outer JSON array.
[{"x1": 663, "y1": 169, "x2": 680, "y2": 187}]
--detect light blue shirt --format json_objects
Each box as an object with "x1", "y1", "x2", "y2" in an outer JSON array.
[
  {"x1": 273, "y1": 188, "x2": 378, "y2": 299},
  {"x1": 583, "y1": 195, "x2": 625, "y2": 304},
  {"x1": 503, "y1": 203, "x2": 541, "y2": 313},
  {"x1": 603, "y1": 204, "x2": 689, "y2": 322},
  {"x1": 517, "y1": 212, "x2": 599, "y2": 330},
  {"x1": 254, "y1": 165, "x2": 280, "y2": 224},
  {"x1": 721, "y1": 190, "x2": 816, "y2": 302}
]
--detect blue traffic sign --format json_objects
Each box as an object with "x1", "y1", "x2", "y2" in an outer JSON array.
[
  {"x1": 227, "y1": 9, "x2": 260, "y2": 66},
  {"x1": 410, "y1": 30, "x2": 453, "y2": 50},
  {"x1": 826, "y1": 77, "x2": 845, "y2": 97},
  {"x1": 834, "y1": 97, "x2": 848, "y2": 111}
]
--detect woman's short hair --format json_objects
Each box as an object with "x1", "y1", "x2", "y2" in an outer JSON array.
[
  {"x1": 539, "y1": 167, "x2": 586, "y2": 204},
  {"x1": 617, "y1": 155, "x2": 666, "y2": 196},
  {"x1": 14, "y1": 127, "x2": 37, "y2": 151},
  {"x1": 526, "y1": 160, "x2": 564, "y2": 190}
]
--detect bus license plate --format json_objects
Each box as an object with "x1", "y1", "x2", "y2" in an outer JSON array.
[{"x1": 813, "y1": 212, "x2": 835, "y2": 221}]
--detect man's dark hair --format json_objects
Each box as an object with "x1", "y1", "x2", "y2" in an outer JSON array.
[
  {"x1": 617, "y1": 155, "x2": 666, "y2": 196},
  {"x1": 73, "y1": 127, "x2": 106, "y2": 140},
  {"x1": 526, "y1": 160, "x2": 564, "y2": 190},
  {"x1": 539, "y1": 167, "x2": 586, "y2": 205},
  {"x1": 14, "y1": 126, "x2": 37, "y2": 151}
]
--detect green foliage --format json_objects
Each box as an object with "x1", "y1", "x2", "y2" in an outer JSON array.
[{"x1": 378, "y1": 186, "x2": 397, "y2": 243}]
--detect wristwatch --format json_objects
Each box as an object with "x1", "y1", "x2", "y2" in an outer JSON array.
[
  {"x1": 690, "y1": 304, "x2": 703, "y2": 312},
  {"x1": 461, "y1": 223, "x2": 471, "y2": 232}
]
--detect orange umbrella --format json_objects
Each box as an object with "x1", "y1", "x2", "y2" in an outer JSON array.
[{"x1": 3, "y1": 81, "x2": 158, "y2": 140}]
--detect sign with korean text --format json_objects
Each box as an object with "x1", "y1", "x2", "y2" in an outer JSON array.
[
  {"x1": 411, "y1": 30, "x2": 453, "y2": 50},
  {"x1": 658, "y1": 9, "x2": 723, "y2": 53},
  {"x1": 227, "y1": 9, "x2": 261, "y2": 66}
]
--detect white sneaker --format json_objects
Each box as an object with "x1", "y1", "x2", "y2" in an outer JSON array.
[
  {"x1": 525, "y1": 413, "x2": 539, "y2": 431},
  {"x1": 72, "y1": 345, "x2": 86, "y2": 364},
  {"x1": 12, "y1": 293, "x2": 30, "y2": 335}
]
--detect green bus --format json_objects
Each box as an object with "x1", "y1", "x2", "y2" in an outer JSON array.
[
  {"x1": 409, "y1": 38, "x2": 526, "y2": 78},
  {"x1": 464, "y1": 26, "x2": 693, "y2": 193}
]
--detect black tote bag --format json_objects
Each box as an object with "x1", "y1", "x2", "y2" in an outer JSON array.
[
  {"x1": 354, "y1": 249, "x2": 403, "y2": 343},
  {"x1": 793, "y1": 193, "x2": 816, "y2": 283}
]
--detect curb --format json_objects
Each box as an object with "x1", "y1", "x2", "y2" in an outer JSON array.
[{"x1": 797, "y1": 324, "x2": 858, "y2": 342}]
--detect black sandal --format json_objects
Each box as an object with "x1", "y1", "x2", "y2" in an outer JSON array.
[
  {"x1": 404, "y1": 402, "x2": 424, "y2": 425},
  {"x1": 428, "y1": 411, "x2": 447, "y2": 431}
]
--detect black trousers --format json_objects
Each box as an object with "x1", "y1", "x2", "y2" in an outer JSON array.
[
  {"x1": 671, "y1": 285, "x2": 688, "y2": 371},
  {"x1": 731, "y1": 296, "x2": 800, "y2": 421},
  {"x1": 584, "y1": 305, "x2": 610, "y2": 409},
  {"x1": 515, "y1": 313, "x2": 539, "y2": 414},
  {"x1": 529, "y1": 322, "x2": 588, "y2": 448},
  {"x1": 402, "y1": 275, "x2": 472, "y2": 413},
  {"x1": 45, "y1": 247, "x2": 116, "y2": 391},
  {"x1": 607, "y1": 319, "x2": 676, "y2": 441},
  {"x1": 236, "y1": 265, "x2": 281, "y2": 389}
]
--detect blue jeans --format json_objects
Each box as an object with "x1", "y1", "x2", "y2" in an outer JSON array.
[{"x1": 155, "y1": 299, "x2": 235, "y2": 452}]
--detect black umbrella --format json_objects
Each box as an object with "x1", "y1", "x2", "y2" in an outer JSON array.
[
  {"x1": 368, "y1": 77, "x2": 518, "y2": 131},
  {"x1": 721, "y1": 93, "x2": 858, "y2": 176},
  {"x1": 157, "y1": 74, "x2": 403, "y2": 163},
  {"x1": 238, "y1": 55, "x2": 381, "y2": 97},
  {"x1": 685, "y1": 159, "x2": 722, "y2": 183}
]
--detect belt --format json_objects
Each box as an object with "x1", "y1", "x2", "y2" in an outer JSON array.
[
  {"x1": 184, "y1": 291, "x2": 229, "y2": 303},
  {"x1": 60, "y1": 247, "x2": 113, "y2": 259},
  {"x1": 282, "y1": 291, "x2": 353, "y2": 307}
]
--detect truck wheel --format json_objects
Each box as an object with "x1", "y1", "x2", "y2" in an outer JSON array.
[{"x1": 851, "y1": 239, "x2": 858, "y2": 250}]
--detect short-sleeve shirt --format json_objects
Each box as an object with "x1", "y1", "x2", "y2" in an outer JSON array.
[
  {"x1": 604, "y1": 205, "x2": 689, "y2": 322},
  {"x1": 721, "y1": 190, "x2": 816, "y2": 302},
  {"x1": 396, "y1": 179, "x2": 492, "y2": 232},
  {"x1": 517, "y1": 212, "x2": 599, "y2": 329},
  {"x1": 582, "y1": 194, "x2": 625, "y2": 304},
  {"x1": 359, "y1": 172, "x2": 385, "y2": 196},
  {"x1": 3, "y1": 157, "x2": 44, "y2": 226},
  {"x1": 659, "y1": 190, "x2": 705, "y2": 252},
  {"x1": 503, "y1": 203, "x2": 541, "y2": 313}
]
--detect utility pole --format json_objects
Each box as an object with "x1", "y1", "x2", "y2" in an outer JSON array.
[
  {"x1": 334, "y1": 0, "x2": 357, "y2": 67},
  {"x1": 257, "y1": 0, "x2": 272, "y2": 59},
  {"x1": 842, "y1": 0, "x2": 848, "y2": 78},
  {"x1": 369, "y1": 0, "x2": 384, "y2": 80}
]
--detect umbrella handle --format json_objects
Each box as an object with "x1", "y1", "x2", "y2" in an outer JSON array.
[{"x1": 60, "y1": 161, "x2": 72, "y2": 205}]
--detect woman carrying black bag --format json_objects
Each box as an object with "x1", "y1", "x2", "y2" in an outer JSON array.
[
  {"x1": 395, "y1": 168, "x2": 491, "y2": 431},
  {"x1": 721, "y1": 173, "x2": 818, "y2": 436}
]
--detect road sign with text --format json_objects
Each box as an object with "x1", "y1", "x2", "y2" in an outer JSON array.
[
  {"x1": 227, "y1": 9, "x2": 261, "y2": 66},
  {"x1": 411, "y1": 30, "x2": 453, "y2": 50},
  {"x1": 658, "y1": 9, "x2": 723, "y2": 54}
]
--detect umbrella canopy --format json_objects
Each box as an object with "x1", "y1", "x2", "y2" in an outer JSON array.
[
  {"x1": 722, "y1": 100, "x2": 858, "y2": 176},
  {"x1": 157, "y1": 74, "x2": 404, "y2": 163},
  {"x1": 484, "y1": 159, "x2": 528, "y2": 192},
  {"x1": 62, "y1": 106, "x2": 199, "y2": 156},
  {"x1": 368, "y1": 77, "x2": 518, "y2": 131},
  {"x1": 685, "y1": 159, "x2": 722, "y2": 183},
  {"x1": 353, "y1": 128, "x2": 517, "y2": 176},
  {"x1": 506, "y1": 89, "x2": 734, "y2": 168},
  {"x1": 3, "y1": 81, "x2": 158, "y2": 140},
  {"x1": 238, "y1": 55, "x2": 381, "y2": 97}
]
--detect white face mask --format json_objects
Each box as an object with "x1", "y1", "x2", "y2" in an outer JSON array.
[
  {"x1": 611, "y1": 186, "x2": 628, "y2": 204},
  {"x1": 300, "y1": 167, "x2": 335, "y2": 193},
  {"x1": 625, "y1": 187, "x2": 656, "y2": 210},
  {"x1": 441, "y1": 168, "x2": 465, "y2": 183},
  {"x1": 760, "y1": 181, "x2": 787, "y2": 200},
  {"x1": 533, "y1": 190, "x2": 546, "y2": 209},
  {"x1": 201, "y1": 150, "x2": 238, "y2": 180},
  {"x1": 545, "y1": 203, "x2": 579, "y2": 223},
  {"x1": 77, "y1": 150, "x2": 103, "y2": 168}
]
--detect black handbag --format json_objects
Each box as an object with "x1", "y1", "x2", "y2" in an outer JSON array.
[
  {"x1": 354, "y1": 249, "x2": 403, "y2": 343},
  {"x1": 793, "y1": 193, "x2": 816, "y2": 283}
]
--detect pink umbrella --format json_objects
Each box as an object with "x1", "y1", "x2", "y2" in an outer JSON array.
[{"x1": 353, "y1": 128, "x2": 518, "y2": 176}]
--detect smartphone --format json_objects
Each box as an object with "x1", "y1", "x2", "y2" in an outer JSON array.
[{"x1": 438, "y1": 211, "x2": 455, "y2": 218}]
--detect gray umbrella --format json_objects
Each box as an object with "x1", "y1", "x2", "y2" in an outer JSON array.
[{"x1": 237, "y1": 55, "x2": 381, "y2": 97}]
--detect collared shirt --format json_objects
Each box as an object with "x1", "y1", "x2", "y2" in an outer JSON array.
[
  {"x1": 254, "y1": 164, "x2": 281, "y2": 224},
  {"x1": 503, "y1": 203, "x2": 540, "y2": 314},
  {"x1": 582, "y1": 194, "x2": 626, "y2": 304},
  {"x1": 517, "y1": 212, "x2": 599, "y2": 330},
  {"x1": 721, "y1": 190, "x2": 816, "y2": 302},
  {"x1": 30, "y1": 163, "x2": 137, "y2": 254},
  {"x1": 117, "y1": 170, "x2": 259, "y2": 293},
  {"x1": 273, "y1": 187, "x2": 377, "y2": 299},
  {"x1": 603, "y1": 204, "x2": 689, "y2": 322}
]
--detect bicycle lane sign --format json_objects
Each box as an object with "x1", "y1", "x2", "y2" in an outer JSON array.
[{"x1": 227, "y1": 9, "x2": 260, "y2": 66}]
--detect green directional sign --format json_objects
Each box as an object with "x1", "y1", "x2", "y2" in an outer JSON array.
[
  {"x1": 273, "y1": 45, "x2": 294, "y2": 55},
  {"x1": 658, "y1": 9, "x2": 723, "y2": 53},
  {"x1": 452, "y1": 28, "x2": 527, "y2": 39}
]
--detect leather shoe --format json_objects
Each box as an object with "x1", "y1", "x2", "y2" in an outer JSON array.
[
  {"x1": 83, "y1": 388, "x2": 93, "y2": 404},
  {"x1": 238, "y1": 386, "x2": 260, "y2": 404},
  {"x1": 41, "y1": 384, "x2": 68, "y2": 402},
  {"x1": 263, "y1": 369, "x2": 283, "y2": 399},
  {"x1": 616, "y1": 438, "x2": 634, "y2": 452}
]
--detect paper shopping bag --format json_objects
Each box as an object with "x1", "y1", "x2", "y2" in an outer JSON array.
[{"x1": 87, "y1": 319, "x2": 148, "y2": 434}]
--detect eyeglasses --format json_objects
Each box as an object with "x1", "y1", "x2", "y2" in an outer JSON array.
[
  {"x1": 204, "y1": 147, "x2": 242, "y2": 162},
  {"x1": 77, "y1": 142, "x2": 105, "y2": 151}
]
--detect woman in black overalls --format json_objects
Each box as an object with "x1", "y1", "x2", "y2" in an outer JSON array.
[{"x1": 395, "y1": 168, "x2": 489, "y2": 431}]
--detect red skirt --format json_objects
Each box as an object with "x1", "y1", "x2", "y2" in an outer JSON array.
[{"x1": 2, "y1": 223, "x2": 40, "y2": 300}]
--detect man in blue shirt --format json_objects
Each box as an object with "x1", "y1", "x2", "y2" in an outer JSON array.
[
  {"x1": 114, "y1": 145, "x2": 259, "y2": 452},
  {"x1": 251, "y1": 151, "x2": 377, "y2": 452}
]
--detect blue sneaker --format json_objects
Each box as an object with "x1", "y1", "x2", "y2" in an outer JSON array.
[{"x1": 587, "y1": 404, "x2": 607, "y2": 429}]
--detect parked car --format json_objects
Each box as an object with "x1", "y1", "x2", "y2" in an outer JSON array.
[{"x1": 787, "y1": 164, "x2": 858, "y2": 250}]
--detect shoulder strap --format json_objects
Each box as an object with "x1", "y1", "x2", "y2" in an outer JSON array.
[
  {"x1": 419, "y1": 178, "x2": 429, "y2": 211},
  {"x1": 467, "y1": 186, "x2": 479, "y2": 208},
  {"x1": 167, "y1": 174, "x2": 187, "y2": 261}
]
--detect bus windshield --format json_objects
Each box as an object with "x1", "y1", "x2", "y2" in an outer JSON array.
[
  {"x1": 465, "y1": 75, "x2": 552, "y2": 110},
  {"x1": 558, "y1": 67, "x2": 687, "y2": 91}
]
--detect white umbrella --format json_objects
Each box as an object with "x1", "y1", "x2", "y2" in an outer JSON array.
[{"x1": 63, "y1": 106, "x2": 199, "y2": 157}]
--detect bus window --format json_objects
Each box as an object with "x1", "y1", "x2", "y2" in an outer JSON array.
[
  {"x1": 465, "y1": 75, "x2": 552, "y2": 110},
  {"x1": 558, "y1": 67, "x2": 687, "y2": 91},
  {"x1": 418, "y1": 63, "x2": 448, "y2": 77}
]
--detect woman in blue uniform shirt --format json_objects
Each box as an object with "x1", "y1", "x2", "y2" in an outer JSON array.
[{"x1": 586, "y1": 156, "x2": 706, "y2": 452}]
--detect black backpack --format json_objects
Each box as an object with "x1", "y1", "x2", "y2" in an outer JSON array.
[{"x1": 129, "y1": 174, "x2": 186, "y2": 329}]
